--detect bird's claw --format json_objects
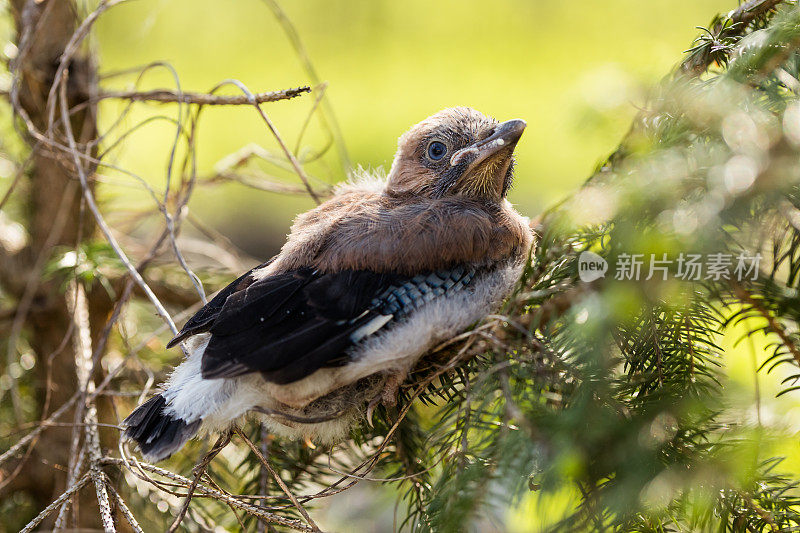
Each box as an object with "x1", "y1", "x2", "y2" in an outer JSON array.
[
  {"x1": 365, "y1": 372, "x2": 405, "y2": 427},
  {"x1": 366, "y1": 396, "x2": 380, "y2": 427}
]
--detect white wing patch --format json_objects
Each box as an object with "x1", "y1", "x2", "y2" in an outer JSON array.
[{"x1": 350, "y1": 314, "x2": 393, "y2": 342}]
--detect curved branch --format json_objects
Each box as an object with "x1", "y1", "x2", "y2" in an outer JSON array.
[{"x1": 96, "y1": 85, "x2": 311, "y2": 105}]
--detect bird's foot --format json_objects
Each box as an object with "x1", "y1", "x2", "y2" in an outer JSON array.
[{"x1": 366, "y1": 372, "x2": 405, "y2": 427}]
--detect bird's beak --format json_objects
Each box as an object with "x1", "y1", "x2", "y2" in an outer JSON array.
[{"x1": 450, "y1": 119, "x2": 527, "y2": 171}]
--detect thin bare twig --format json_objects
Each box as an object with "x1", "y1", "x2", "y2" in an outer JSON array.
[
  {"x1": 262, "y1": 0, "x2": 351, "y2": 171},
  {"x1": 96, "y1": 85, "x2": 310, "y2": 105},
  {"x1": 108, "y1": 456, "x2": 314, "y2": 532},
  {"x1": 234, "y1": 427, "x2": 321, "y2": 532},
  {"x1": 104, "y1": 476, "x2": 145, "y2": 533},
  {"x1": 58, "y1": 69, "x2": 180, "y2": 337},
  {"x1": 0, "y1": 392, "x2": 79, "y2": 467},
  {"x1": 0, "y1": 152, "x2": 31, "y2": 211},
  {"x1": 211, "y1": 79, "x2": 322, "y2": 204},
  {"x1": 167, "y1": 432, "x2": 232, "y2": 533},
  {"x1": 19, "y1": 473, "x2": 92, "y2": 533}
]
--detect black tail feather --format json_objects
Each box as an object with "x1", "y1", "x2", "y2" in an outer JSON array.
[{"x1": 123, "y1": 394, "x2": 201, "y2": 462}]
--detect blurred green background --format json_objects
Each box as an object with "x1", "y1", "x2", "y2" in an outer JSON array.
[
  {"x1": 90, "y1": 1, "x2": 800, "y2": 530},
  {"x1": 94, "y1": 0, "x2": 732, "y2": 256}
]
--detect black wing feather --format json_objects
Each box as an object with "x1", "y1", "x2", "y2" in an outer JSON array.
[
  {"x1": 165, "y1": 259, "x2": 274, "y2": 348},
  {"x1": 209, "y1": 270, "x2": 310, "y2": 336},
  {"x1": 169, "y1": 266, "x2": 410, "y2": 384}
]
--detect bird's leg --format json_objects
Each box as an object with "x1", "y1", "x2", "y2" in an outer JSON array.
[{"x1": 366, "y1": 371, "x2": 406, "y2": 427}]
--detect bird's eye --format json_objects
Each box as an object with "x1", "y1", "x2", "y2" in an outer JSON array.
[{"x1": 427, "y1": 141, "x2": 447, "y2": 161}]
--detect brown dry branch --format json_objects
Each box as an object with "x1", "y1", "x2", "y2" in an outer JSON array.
[
  {"x1": 109, "y1": 454, "x2": 315, "y2": 532},
  {"x1": 96, "y1": 85, "x2": 311, "y2": 105},
  {"x1": 103, "y1": 474, "x2": 145, "y2": 533},
  {"x1": 167, "y1": 432, "x2": 232, "y2": 533},
  {"x1": 205, "y1": 170, "x2": 322, "y2": 196},
  {"x1": 234, "y1": 427, "x2": 321, "y2": 531},
  {"x1": 19, "y1": 473, "x2": 92, "y2": 533},
  {"x1": 65, "y1": 280, "x2": 115, "y2": 532},
  {"x1": 209, "y1": 78, "x2": 323, "y2": 204}
]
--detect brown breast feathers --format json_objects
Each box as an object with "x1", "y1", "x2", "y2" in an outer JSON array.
[{"x1": 267, "y1": 183, "x2": 533, "y2": 275}]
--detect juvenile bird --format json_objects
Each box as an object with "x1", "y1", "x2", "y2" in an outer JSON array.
[{"x1": 123, "y1": 107, "x2": 533, "y2": 462}]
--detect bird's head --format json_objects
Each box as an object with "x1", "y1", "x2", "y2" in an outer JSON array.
[{"x1": 386, "y1": 107, "x2": 526, "y2": 202}]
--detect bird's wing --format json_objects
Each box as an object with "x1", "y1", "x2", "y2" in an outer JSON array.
[
  {"x1": 166, "y1": 259, "x2": 275, "y2": 349},
  {"x1": 167, "y1": 265, "x2": 476, "y2": 385}
]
